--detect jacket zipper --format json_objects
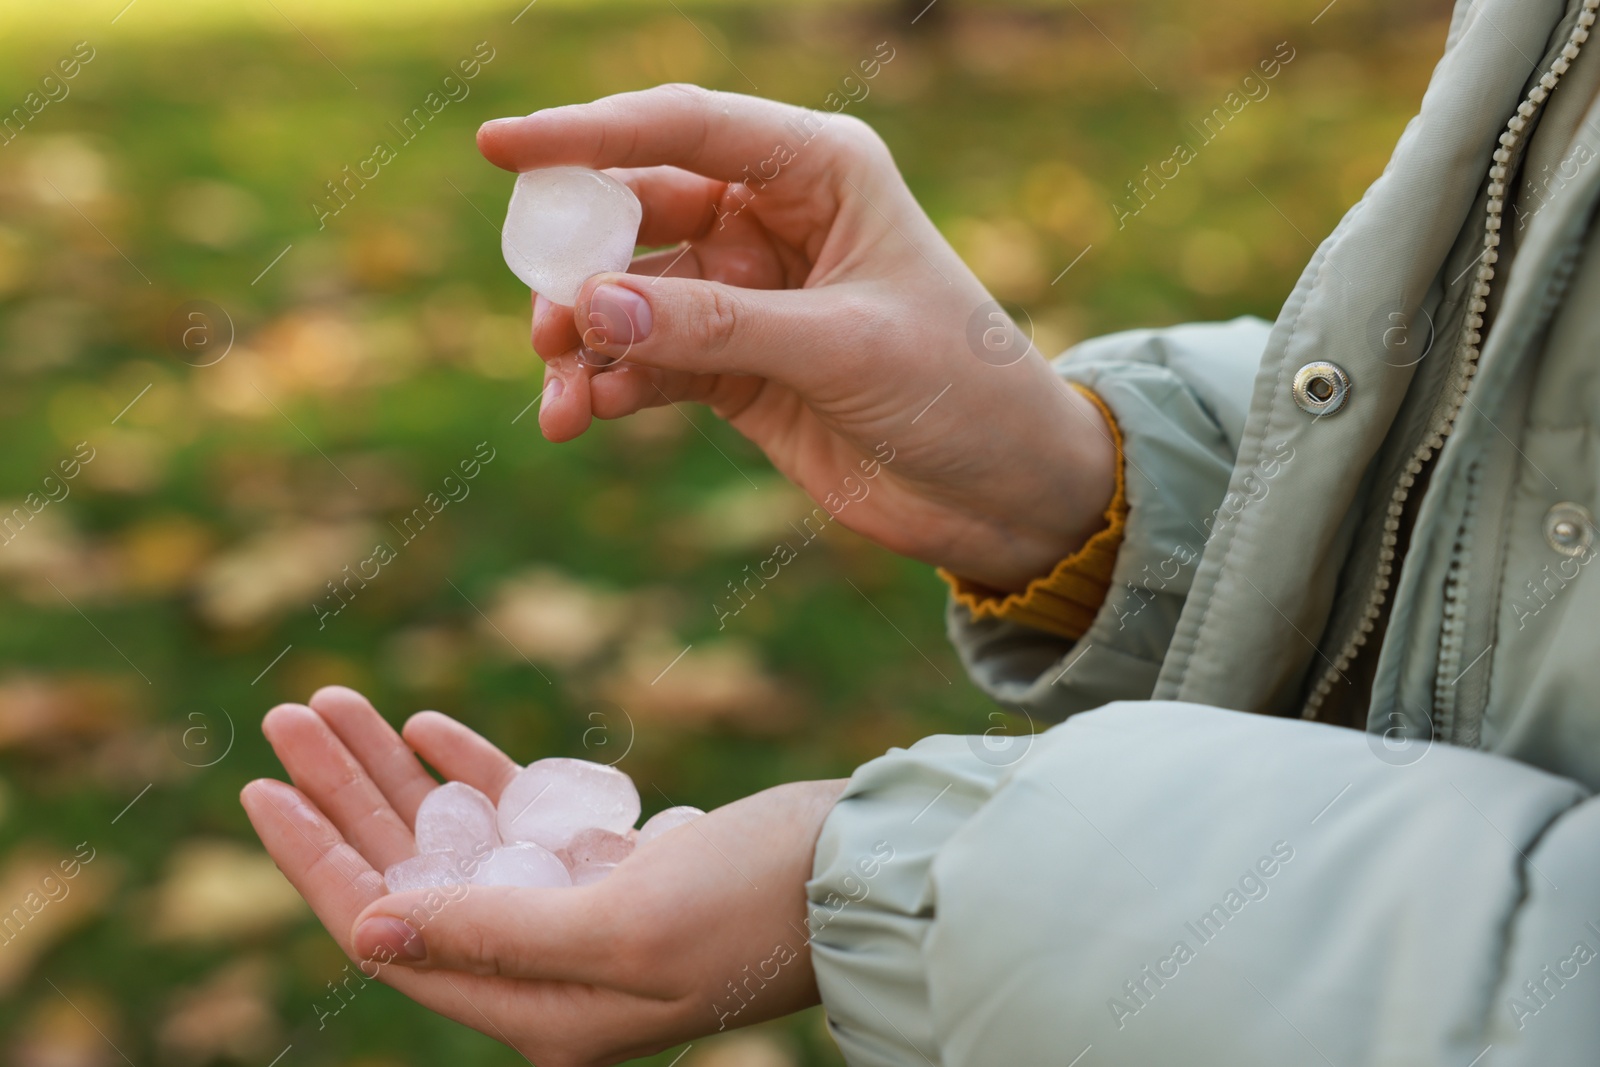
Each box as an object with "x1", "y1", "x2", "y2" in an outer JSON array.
[
  {"x1": 1302, "y1": 1, "x2": 1598, "y2": 719},
  {"x1": 1431, "y1": 462, "x2": 1481, "y2": 741}
]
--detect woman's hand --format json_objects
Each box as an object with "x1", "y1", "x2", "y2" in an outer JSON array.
[
  {"x1": 478, "y1": 85, "x2": 1116, "y2": 593},
  {"x1": 241, "y1": 686, "x2": 846, "y2": 1067}
]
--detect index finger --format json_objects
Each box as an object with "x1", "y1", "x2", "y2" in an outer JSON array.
[
  {"x1": 239, "y1": 779, "x2": 505, "y2": 1021},
  {"x1": 310, "y1": 686, "x2": 438, "y2": 827},
  {"x1": 240, "y1": 778, "x2": 388, "y2": 952},
  {"x1": 402, "y1": 711, "x2": 522, "y2": 803},
  {"x1": 477, "y1": 85, "x2": 838, "y2": 182},
  {"x1": 262, "y1": 704, "x2": 419, "y2": 870}
]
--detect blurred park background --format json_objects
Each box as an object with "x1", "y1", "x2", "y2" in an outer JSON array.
[{"x1": 0, "y1": 0, "x2": 1450, "y2": 1063}]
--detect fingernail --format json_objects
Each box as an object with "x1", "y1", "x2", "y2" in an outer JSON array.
[
  {"x1": 586, "y1": 284, "x2": 652, "y2": 349},
  {"x1": 480, "y1": 116, "x2": 521, "y2": 131},
  {"x1": 577, "y1": 347, "x2": 618, "y2": 368},
  {"x1": 546, "y1": 377, "x2": 565, "y2": 402},
  {"x1": 355, "y1": 917, "x2": 426, "y2": 963}
]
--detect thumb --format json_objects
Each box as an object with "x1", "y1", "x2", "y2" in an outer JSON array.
[
  {"x1": 351, "y1": 884, "x2": 620, "y2": 984},
  {"x1": 573, "y1": 272, "x2": 866, "y2": 384}
]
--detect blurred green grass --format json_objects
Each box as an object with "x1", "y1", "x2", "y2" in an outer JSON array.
[{"x1": 0, "y1": 0, "x2": 1446, "y2": 1063}]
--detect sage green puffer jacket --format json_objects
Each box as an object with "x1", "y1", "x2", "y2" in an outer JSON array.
[{"x1": 807, "y1": 0, "x2": 1600, "y2": 1063}]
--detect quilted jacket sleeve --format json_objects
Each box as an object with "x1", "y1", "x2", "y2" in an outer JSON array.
[
  {"x1": 808, "y1": 703, "x2": 1600, "y2": 1067},
  {"x1": 950, "y1": 317, "x2": 1275, "y2": 721}
]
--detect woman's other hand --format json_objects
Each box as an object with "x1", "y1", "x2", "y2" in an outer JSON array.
[
  {"x1": 479, "y1": 85, "x2": 1116, "y2": 592},
  {"x1": 241, "y1": 686, "x2": 845, "y2": 1067}
]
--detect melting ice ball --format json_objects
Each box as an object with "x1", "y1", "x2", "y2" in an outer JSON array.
[
  {"x1": 376, "y1": 746, "x2": 701, "y2": 894},
  {"x1": 498, "y1": 757, "x2": 641, "y2": 851},
  {"x1": 559, "y1": 827, "x2": 636, "y2": 886},
  {"x1": 414, "y1": 781, "x2": 500, "y2": 857},
  {"x1": 472, "y1": 843, "x2": 572, "y2": 889},
  {"x1": 501, "y1": 166, "x2": 642, "y2": 306},
  {"x1": 384, "y1": 850, "x2": 469, "y2": 894},
  {"x1": 637, "y1": 805, "x2": 706, "y2": 845}
]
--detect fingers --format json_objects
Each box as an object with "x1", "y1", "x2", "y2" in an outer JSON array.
[
  {"x1": 532, "y1": 217, "x2": 787, "y2": 363},
  {"x1": 530, "y1": 191, "x2": 791, "y2": 426},
  {"x1": 239, "y1": 779, "x2": 478, "y2": 1019},
  {"x1": 536, "y1": 353, "x2": 595, "y2": 443},
  {"x1": 309, "y1": 686, "x2": 437, "y2": 827},
  {"x1": 588, "y1": 363, "x2": 764, "y2": 425},
  {"x1": 545, "y1": 355, "x2": 763, "y2": 426},
  {"x1": 627, "y1": 244, "x2": 707, "y2": 281},
  {"x1": 349, "y1": 887, "x2": 693, "y2": 1059},
  {"x1": 532, "y1": 291, "x2": 581, "y2": 360},
  {"x1": 261, "y1": 704, "x2": 419, "y2": 871},
  {"x1": 573, "y1": 271, "x2": 864, "y2": 381},
  {"x1": 401, "y1": 711, "x2": 521, "y2": 803},
  {"x1": 242, "y1": 778, "x2": 660, "y2": 1062},
  {"x1": 240, "y1": 779, "x2": 388, "y2": 955},
  {"x1": 608, "y1": 166, "x2": 727, "y2": 246},
  {"x1": 479, "y1": 85, "x2": 856, "y2": 183},
  {"x1": 588, "y1": 363, "x2": 673, "y2": 421},
  {"x1": 351, "y1": 883, "x2": 624, "y2": 987},
  {"x1": 627, "y1": 225, "x2": 790, "y2": 290}
]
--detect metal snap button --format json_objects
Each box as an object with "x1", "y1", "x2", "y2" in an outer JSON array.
[
  {"x1": 1544, "y1": 502, "x2": 1595, "y2": 557},
  {"x1": 1292, "y1": 361, "x2": 1351, "y2": 417}
]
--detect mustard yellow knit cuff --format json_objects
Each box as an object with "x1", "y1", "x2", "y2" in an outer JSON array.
[{"x1": 939, "y1": 383, "x2": 1128, "y2": 641}]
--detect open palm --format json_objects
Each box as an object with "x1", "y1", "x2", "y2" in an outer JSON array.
[{"x1": 241, "y1": 686, "x2": 842, "y2": 1067}]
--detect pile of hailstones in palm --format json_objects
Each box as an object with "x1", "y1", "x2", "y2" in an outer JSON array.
[{"x1": 385, "y1": 757, "x2": 704, "y2": 892}]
